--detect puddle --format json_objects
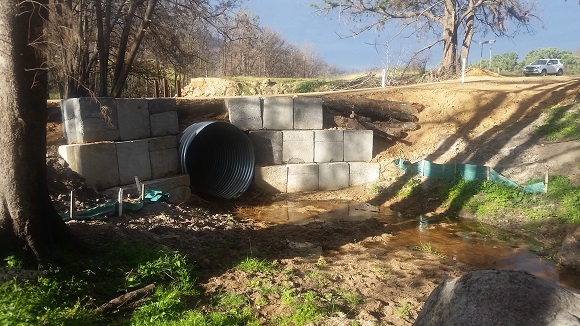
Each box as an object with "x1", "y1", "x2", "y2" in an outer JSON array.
[{"x1": 238, "y1": 200, "x2": 580, "y2": 290}]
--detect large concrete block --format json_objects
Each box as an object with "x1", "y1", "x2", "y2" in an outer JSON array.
[
  {"x1": 319, "y1": 162, "x2": 350, "y2": 190},
  {"x1": 148, "y1": 135, "x2": 177, "y2": 152},
  {"x1": 314, "y1": 130, "x2": 344, "y2": 162},
  {"x1": 226, "y1": 97, "x2": 262, "y2": 131},
  {"x1": 283, "y1": 130, "x2": 314, "y2": 163},
  {"x1": 293, "y1": 97, "x2": 323, "y2": 130},
  {"x1": 287, "y1": 164, "x2": 319, "y2": 192},
  {"x1": 263, "y1": 97, "x2": 294, "y2": 130},
  {"x1": 349, "y1": 162, "x2": 380, "y2": 186},
  {"x1": 58, "y1": 142, "x2": 119, "y2": 189},
  {"x1": 116, "y1": 139, "x2": 152, "y2": 185},
  {"x1": 61, "y1": 97, "x2": 120, "y2": 144},
  {"x1": 117, "y1": 99, "x2": 151, "y2": 140},
  {"x1": 147, "y1": 98, "x2": 176, "y2": 114},
  {"x1": 249, "y1": 131, "x2": 283, "y2": 165},
  {"x1": 150, "y1": 148, "x2": 179, "y2": 179},
  {"x1": 344, "y1": 130, "x2": 374, "y2": 162},
  {"x1": 254, "y1": 165, "x2": 288, "y2": 193},
  {"x1": 150, "y1": 111, "x2": 179, "y2": 136}
]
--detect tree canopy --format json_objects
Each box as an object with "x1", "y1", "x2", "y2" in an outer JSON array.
[{"x1": 314, "y1": 0, "x2": 539, "y2": 75}]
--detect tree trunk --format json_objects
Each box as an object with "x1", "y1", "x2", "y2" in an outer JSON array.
[
  {"x1": 460, "y1": 6, "x2": 476, "y2": 65},
  {"x1": 0, "y1": 0, "x2": 71, "y2": 264},
  {"x1": 441, "y1": 0, "x2": 458, "y2": 75}
]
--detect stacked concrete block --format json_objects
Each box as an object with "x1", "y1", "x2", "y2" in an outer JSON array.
[
  {"x1": 225, "y1": 97, "x2": 262, "y2": 131},
  {"x1": 59, "y1": 142, "x2": 120, "y2": 190},
  {"x1": 116, "y1": 140, "x2": 152, "y2": 185},
  {"x1": 148, "y1": 136, "x2": 179, "y2": 179},
  {"x1": 294, "y1": 97, "x2": 323, "y2": 130},
  {"x1": 249, "y1": 131, "x2": 283, "y2": 165},
  {"x1": 287, "y1": 164, "x2": 319, "y2": 192},
  {"x1": 254, "y1": 165, "x2": 288, "y2": 193},
  {"x1": 344, "y1": 130, "x2": 374, "y2": 162},
  {"x1": 283, "y1": 130, "x2": 314, "y2": 163},
  {"x1": 59, "y1": 136, "x2": 181, "y2": 192},
  {"x1": 151, "y1": 111, "x2": 179, "y2": 136},
  {"x1": 61, "y1": 97, "x2": 120, "y2": 144},
  {"x1": 61, "y1": 97, "x2": 179, "y2": 144},
  {"x1": 314, "y1": 130, "x2": 344, "y2": 163},
  {"x1": 349, "y1": 162, "x2": 380, "y2": 186},
  {"x1": 117, "y1": 99, "x2": 151, "y2": 140},
  {"x1": 319, "y1": 162, "x2": 350, "y2": 190},
  {"x1": 263, "y1": 97, "x2": 294, "y2": 130},
  {"x1": 225, "y1": 95, "x2": 380, "y2": 194}
]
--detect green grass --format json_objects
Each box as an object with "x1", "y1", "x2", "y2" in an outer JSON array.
[
  {"x1": 293, "y1": 80, "x2": 334, "y2": 93},
  {"x1": 278, "y1": 290, "x2": 325, "y2": 325},
  {"x1": 235, "y1": 257, "x2": 274, "y2": 273},
  {"x1": 536, "y1": 102, "x2": 580, "y2": 141}
]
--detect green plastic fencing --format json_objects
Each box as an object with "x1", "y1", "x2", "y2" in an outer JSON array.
[
  {"x1": 60, "y1": 189, "x2": 170, "y2": 221},
  {"x1": 393, "y1": 158, "x2": 545, "y2": 193}
]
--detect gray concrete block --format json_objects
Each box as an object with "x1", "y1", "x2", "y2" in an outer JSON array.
[
  {"x1": 116, "y1": 139, "x2": 152, "y2": 185},
  {"x1": 283, "y1": 130, "x2": 314, "y2": 163},
  {"x1": 293, "y1": 97, "x2": 323, "y2": 130},
  {"x1": 150, "y1": 111, "x2": 179, "y2": 136},
  {"x1": 148, "y1": 135, "x2": 177, "y2": 152},
  {"x1": 263, "y1": 97, "x2": 294, "y2": 130},
  {"x1": 287, "y1": 163, "x2": 319, "y2": 192},
  {"x1": 349, "y1": 162, "x2": 380, "y2": 186},
  {"x1": 344, "y1": 130, "x2": 374, "y2": 162},
  {"x1": 254, "y1": 165, "x2": 288, "y2": 193},
  {"x1": 249, "y1": 131, "x2": 283, "y2": 165},
  {"x1": 147, "y1": 98, "x2": 176, "y2": 114},
  {"x1": 314, "y1": 130, "x2": 344, "y2": 162},
  {"x1": 226, "y1": 97, "x2": 262, "y2": 131},
  {"x1": 58, "y1": 142, "x2": 119, "y2": 190},
  {"x1": 150, "y1": 148, "x2": 179, "y2": 179},
  {"x1": 117, "y1": 99, "x2": 151, "y2": 140},
  {"x1": 61, "y1": 97, "x2": 120, "y2": 143},
  {"x1": 319, "y1": 162, "x2": 350, "y2": 190}
]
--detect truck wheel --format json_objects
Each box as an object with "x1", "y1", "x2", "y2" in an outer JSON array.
[
  {"x1": 557, "y1": 69, "x2": 563, "y2": 76},
  {"x1": 541, "y1": 70, "x2": 547, "y2": 76}
]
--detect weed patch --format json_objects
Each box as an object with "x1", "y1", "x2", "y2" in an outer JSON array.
[{"x1": 536, "y1": 102, "x2": 580, "y2": 141}]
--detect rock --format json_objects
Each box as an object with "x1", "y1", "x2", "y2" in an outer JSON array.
[
  {"x1": 560, "y1": 227, "x2": 580, "y2": 270},
  {"x1": 414, "y1": 270, "x2": 580, "y2": 326}
]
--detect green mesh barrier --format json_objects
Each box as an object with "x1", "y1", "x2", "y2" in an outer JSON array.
[
  {"x1": 60, "y1": 189, "x2": 170, "y2": 221},
  {"x1": 393, "y1": 158, "x2": 545, "y2": 194}
]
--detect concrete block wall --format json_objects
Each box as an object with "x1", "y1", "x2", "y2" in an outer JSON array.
[
  {"x1": 61, "y1": 97, "x2": 178, "y2": 144},
  {"x1": 227, "y1": 96, "x2": 380, "y2": 194},
  {"x1": 255, "y1": 162, "x2": 380, "y2": 194},
  {"x1": 59, "y1": 136, "x2": 179, "y2": 191},
  {"x1": 59, "y1": 98, "x2": 190, "y2": 203}
]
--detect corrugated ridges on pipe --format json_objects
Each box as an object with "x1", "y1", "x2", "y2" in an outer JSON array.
[{"x1": 179, "y1": 121, "x2": 255, "y2": 199}]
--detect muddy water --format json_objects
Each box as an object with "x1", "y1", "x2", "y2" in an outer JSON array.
[{"x1": 239, "y1": 200, "x2": 580, "y2": 290}]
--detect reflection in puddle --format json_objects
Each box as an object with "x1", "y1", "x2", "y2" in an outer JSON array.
[{"x1": 238, "y1": 200, "x2": 580, "y2": 291}]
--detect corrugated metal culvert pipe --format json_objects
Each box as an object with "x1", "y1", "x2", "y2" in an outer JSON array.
[{"x1": 179, "y1": 121, "x2": 255, "y2": 199}]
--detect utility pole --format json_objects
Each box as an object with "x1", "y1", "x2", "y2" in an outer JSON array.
[{"x1": 488, "y1": 40, "x2": 496, "y2": 70}]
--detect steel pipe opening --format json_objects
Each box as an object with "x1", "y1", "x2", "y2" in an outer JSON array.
[{"x1": 179, "y1": 121, "x2": 255, "y2": 199}]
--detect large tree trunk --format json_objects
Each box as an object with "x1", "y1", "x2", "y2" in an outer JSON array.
[
  {"x1": 0, "y1": 0, "x2": 71, "y2": 264},
  {"x1": 441, "y1": 0, "x2": 458, "y2": 75}
]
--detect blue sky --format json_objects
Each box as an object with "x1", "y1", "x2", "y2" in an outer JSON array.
[{"x1": 243, "y1": 0, "x2": 580, "y2": 71}]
